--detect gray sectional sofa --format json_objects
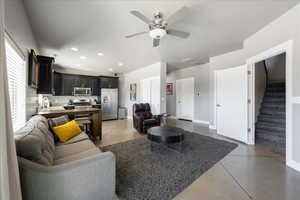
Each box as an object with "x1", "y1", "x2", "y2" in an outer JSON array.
[{"x1": 15, "y1": 115, "x2": 116, "y2": 200}]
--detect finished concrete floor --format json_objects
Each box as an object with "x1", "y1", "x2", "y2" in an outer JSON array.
[{"x1": 99, "y1": 118, "x2": 300, "y2": 200}]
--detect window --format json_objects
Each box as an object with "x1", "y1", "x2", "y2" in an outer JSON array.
[{"x1": 5, "y1": 39, "x2": 26, "y2": 132}]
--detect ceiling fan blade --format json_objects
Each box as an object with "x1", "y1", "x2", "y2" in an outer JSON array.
[
  {"x1": 167, "y1": 29, "x2": 190, "y2": 38},
  {"x1": 153, "y1": 39, "x2": 160, "y2": 47},
  {"x1": 125, "y1": 31, "x2": 148, "y2": 38},
  {"x1": 130, "y1": 10, "x2": 151, "y2": 24},
  {"x1": 167, "y1": 6, "x2": 188, "y2": 26}
]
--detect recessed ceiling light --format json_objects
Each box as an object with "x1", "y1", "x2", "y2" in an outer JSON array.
[
  {"x1": 108, "y1": 68, "x2": 113, "y2": 72},
  {"x1": 71, "y1": 47, "x2": 78, "y2": 51},
  {"x1": 118, "y1": 62, "x2": 124, "y2": 66},
  {"x1": 80, "y1": 56, "x2": 87, "y2": 59},
  {"x1": 97, "y1": 52, "x2": 104, "y2": 56}
]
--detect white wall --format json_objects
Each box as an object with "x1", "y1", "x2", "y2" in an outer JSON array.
[
  {"x1": 119, "y1": 62, "x2": 166, "y2": 118},
  {"x1": 5, "y1": 0, "x2": 39, "y2": 119},
  {"x1": 167, "y1": 63, "x2": 210, "y2": 123},
  {"x1": 208, "y1": 3, "x2": 300, "y2": 170}
]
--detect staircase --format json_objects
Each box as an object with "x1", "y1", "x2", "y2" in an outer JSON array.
[{"x1": 255, "y1": 82, "x2": 286, "y2": 156}]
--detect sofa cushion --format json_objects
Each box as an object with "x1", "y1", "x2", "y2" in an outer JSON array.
[
  {"x1": 54, "y1": 140, "x2": 96, "y2": 160},
  {"x1": 143, "y1": 118, "x2": 159, "y2": 125},
  {"x1": 48, "y1": 115, "x2": 70, "y2": 128},
  {"x1": 54, "y1": 148, "x2": 101, "y2": 165},
  {"x1": 55, "y1": 132, "x2": 89, "y2": 146},
  {"x1": 15, "y1": 115, "x2": 55, "y2": 166},
  {"x1": 48, "y1": 115, "x2": 70, "y2": 142}
]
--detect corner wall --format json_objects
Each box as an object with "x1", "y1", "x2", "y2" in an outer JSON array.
[
  {"x1": 208, "y1": 3, "x2": 300, "y2": 170},
  {"x1": 167, "y1": 63, "x2": 210, "y2": 123},
  {"x1": 119, "y1": 62, "x2": 167, "y2": 118}
]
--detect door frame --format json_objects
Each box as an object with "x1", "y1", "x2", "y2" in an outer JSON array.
[
  {"x1": 176, "y1": 77, "x2": 195, "y2": 121},
  {"x1": 214, "y1": 65, "x2": 248, "y2": 143},
  {"x1": 246, "y1": 40, "x2": 294, "y2": 168}
]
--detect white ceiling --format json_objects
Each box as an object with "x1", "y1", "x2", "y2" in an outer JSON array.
[{"x1": 24, "y1": 0, "x2": 299, "y2": 74}]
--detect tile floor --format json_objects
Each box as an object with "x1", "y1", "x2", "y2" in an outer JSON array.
[{"x1": 99, "y1": 118, "x2": 300, "y2": 200}]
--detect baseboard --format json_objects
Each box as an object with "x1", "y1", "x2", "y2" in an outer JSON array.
[
  {"x1": 287, "y1": 159, "x2": 300, "y2": 172},
  {"x1": 193, "y1": 120, "x2": 209, "y2": 125}
]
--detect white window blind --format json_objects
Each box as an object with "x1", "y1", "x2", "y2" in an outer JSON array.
[{"x1": 5, "y1": 39, "x2": 26, "y2": 132}]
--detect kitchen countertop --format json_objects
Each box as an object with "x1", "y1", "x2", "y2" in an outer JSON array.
[
  {"x1": 38, "y1": 107, "x2": 101, "y2": 115},
  {"x1": 37, "y1": 107, "x2": 102, "y2": 141}
]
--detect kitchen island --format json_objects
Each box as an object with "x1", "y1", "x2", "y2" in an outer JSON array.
[{"x1": 38, "y1": 108, "x2": 102, "y2": 140}]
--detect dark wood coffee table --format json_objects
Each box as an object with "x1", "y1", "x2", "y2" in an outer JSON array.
[{"x1": 147, "y1": 126, "x2": 185, "y2": 152}]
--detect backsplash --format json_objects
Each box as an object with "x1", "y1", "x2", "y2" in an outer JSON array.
[
  {"x1": 44, "y1": 95, "x2": 99, "y2": 107},
  {"x1": 26, "y1": 87, "x2": 38, "y2": 119}
]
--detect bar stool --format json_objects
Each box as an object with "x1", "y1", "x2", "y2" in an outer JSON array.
[{"x1": 75, "y1": 116, "x2": 92, "y2": 136}]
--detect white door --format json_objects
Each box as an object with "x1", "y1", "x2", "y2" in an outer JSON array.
[
  {"x1": 216, "y1": 65, "x2": 248, "y2": 143},
  {"x1": 140, "y1": 77, "x2": 160, "y2": 115},
  {"x1": 141, "y1": 79, "x2": 151, "y2": 103},
  {"x1": 176, "y1": 77, "x2": 194, "y2": 120},
  {"x1": 150, "y1": 78, "x2": 160, "y2": 115}
]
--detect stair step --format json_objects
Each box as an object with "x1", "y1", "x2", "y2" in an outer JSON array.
[
  {"x1": 261, "y1": 104, "x2": 285, "y2": 112},
  {"x1": 266, "y1": 87, "x2": 285, "y2": 93},
  {"x1": 263, "y1": 97, "x2": 285, "y2": 103},
  {"x1": 255, "y1": 139, "x2": 286, "y2": 156},
  {"x1": 264, "y1": 92, "x2": 285, "y2": 98},
  {"x1": 258, "y1": 114, "x2": 285, "y2": 124},
  {"x1": 267, "y1": 82, "x2": 285, "y2": 88},
  {"x1": 256, "y1": 122, "x2": 285, "y2": 132},
  {"x1": 260, "y1": 108, "x2": 285, "y2": 116},
  {"x1": 256, "y1": 127, "x2": 285, "y2": 136},
  {"x1": 256, "y1": 132, "x2": 285, "y2": 144}
]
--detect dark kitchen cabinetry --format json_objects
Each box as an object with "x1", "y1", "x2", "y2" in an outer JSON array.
[
  {"x1": 51, "y1": 72, "x2": 118, "y2": 96},
  {"x1": 89, "y1": 77, "x2": 99, "y2": 95},
  {"x1": 61, "y1": 73, "x2": 76, "y2": 96},
  {"x1": 99, "y1": 76, "x2": 118, "y2": 88},
  {"x1": 37, "y1": 56, "x2": 55, "y2": 94},
  {"x1": 53, "y1": 72, "x2": 100, "y2": 96},
  {"x1": 53, "y1": 72, "x2": 62, "y2": 96}
]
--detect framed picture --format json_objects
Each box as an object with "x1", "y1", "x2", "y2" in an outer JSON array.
[
  {"x1": 166, "y1": 83, "x2": 173, "y2": 95},
  {"x1": 28, "y1": 49, "x2": 39, "y2": 89},
  {"x1": 130, "y1": 83, "x2": 137, "y2": 101}
]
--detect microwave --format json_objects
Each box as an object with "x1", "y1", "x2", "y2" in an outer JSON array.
[{"x1": 73, "y1": 87, "x2": 92, "y2": 96}]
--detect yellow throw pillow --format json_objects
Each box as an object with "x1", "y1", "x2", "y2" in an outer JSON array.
[{"x1": 52, "y1": 120, "x2": 82, "y2": 142}]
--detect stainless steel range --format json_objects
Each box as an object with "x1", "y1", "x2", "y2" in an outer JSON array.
[{"x1": 69, "y1": 99, "x2": 101, "y2": 110}]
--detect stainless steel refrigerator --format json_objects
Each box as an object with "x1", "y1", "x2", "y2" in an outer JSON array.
[{"x1": 101, "y1": 88, "x2": 118, "y2": 120}]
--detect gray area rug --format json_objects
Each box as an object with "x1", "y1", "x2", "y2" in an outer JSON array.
[{"x1": 102, "y1": 131, "x2": 238, "y2": 200}]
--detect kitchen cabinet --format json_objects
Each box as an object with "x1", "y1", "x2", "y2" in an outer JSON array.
[
  {"x1": 89, "y1": 77, "x2": 99, "y2": 95},
  {"x1": 53, "y1": 72, "x2": 100, "y2": 96},
  {"x1": 99, "y1": 76, "x2": 118, "y2": 88},
  {"x1": 51, "y1": 72, "x2": 118, "y2": 96},
  {"x1": 61, "y1": 73, "x2": 75, "y2": 96},
  {"x1": 53, "y1": 72, "x2": 62, "y2": 96},
  {"x1": 37, "y1": 56, "x2": 55, "y2": 94}
]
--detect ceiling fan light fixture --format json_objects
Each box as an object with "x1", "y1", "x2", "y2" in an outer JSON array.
[{"x1": 149, "y1": 28, "x2": 166, "y2": 39}]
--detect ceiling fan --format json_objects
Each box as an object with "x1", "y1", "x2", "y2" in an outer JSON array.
[{"x1": 125, "y1": 7, "x2": 190, "y2": 47}]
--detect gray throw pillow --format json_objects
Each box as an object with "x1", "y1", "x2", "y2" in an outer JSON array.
[{"x1": 48, "y1": 115, "x2": 70, "y2": 142}]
